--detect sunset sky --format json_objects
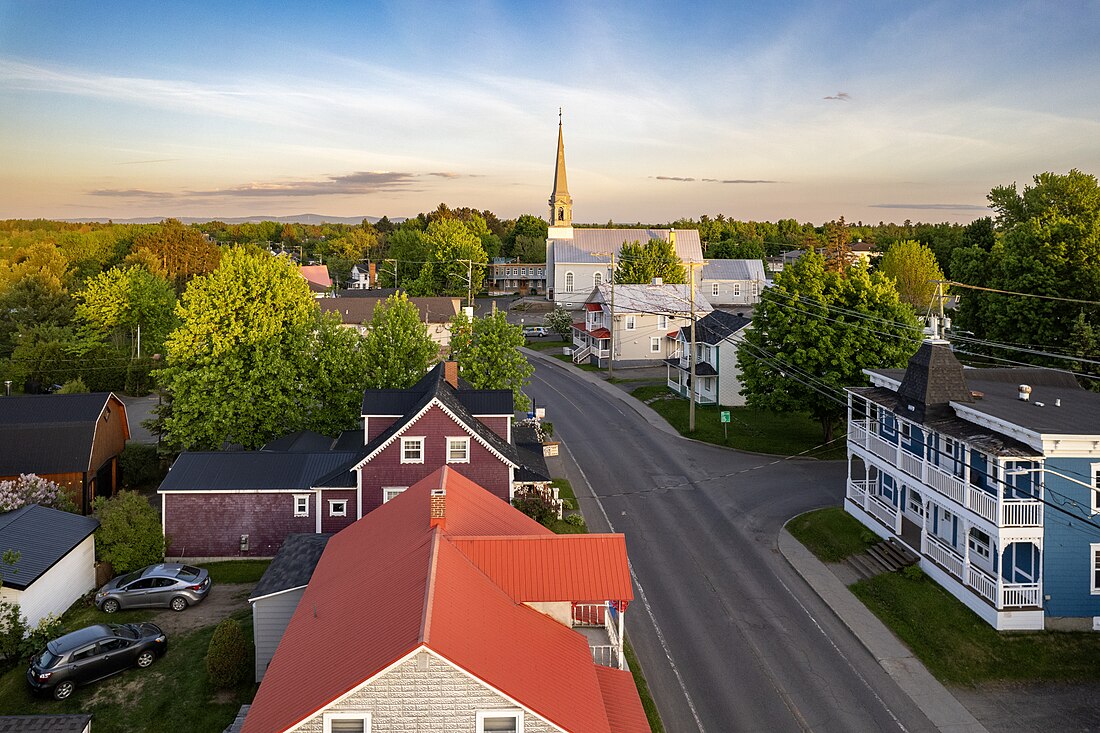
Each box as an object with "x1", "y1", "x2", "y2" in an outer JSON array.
[{"x1": 2, "y1": 1, "x2": 1098, "y2": 225}]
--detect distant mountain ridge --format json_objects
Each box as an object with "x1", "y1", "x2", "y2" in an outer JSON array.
[{"x1": 58, "y1": 214, "x2": 404, "y2": 225}]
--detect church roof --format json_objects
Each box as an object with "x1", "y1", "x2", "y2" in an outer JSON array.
[
  {"x1": 552, "y1": 120, "x2": 569, "y2": 198},
  {"x1": 550, "y1": 229, "x2": 704, "y2": 263}
]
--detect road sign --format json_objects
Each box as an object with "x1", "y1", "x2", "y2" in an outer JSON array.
[{"x1": 720, "y1": 411, "x2": 731, "y2": 423}]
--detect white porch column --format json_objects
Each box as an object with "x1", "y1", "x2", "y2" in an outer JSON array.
[
  {"x1": 962, "y1": 447, "x2": 972, "y2": 509},
  {"x1": 995, "y1": 458, "x2": 1005, "y2": 525},
  {"x1": 962, "y1": 520, "x2": 971, "y2": 584},
  {"x1": 617, "y1": 603, "x2": 625, "y2": 670}
]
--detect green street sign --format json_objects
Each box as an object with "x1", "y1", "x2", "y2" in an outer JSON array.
[{"x1": 720, "y1": 411, "x2": 731, "y2": 423}]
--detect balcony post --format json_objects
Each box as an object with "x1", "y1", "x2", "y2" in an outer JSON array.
[
  {"x1": 962, "y1": 521, "x2": 971, "y2": 585},
  {"x1": 617, "y1": 602, "x2": 625, "y2": 670}
]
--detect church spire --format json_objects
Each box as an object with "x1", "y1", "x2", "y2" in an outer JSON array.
[{"x1": 548, "y1": 110, "x2": 573, "y2": 229}]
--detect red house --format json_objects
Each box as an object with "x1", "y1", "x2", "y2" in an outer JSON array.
[
  {"x1": 159, "y1": 363, "x2": 548, "y2": 559},
  {"x1": 238, "y1": 467, "x2": 646, "y2": 733}
]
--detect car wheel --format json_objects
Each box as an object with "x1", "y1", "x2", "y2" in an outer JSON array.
[
  {"x1": 101, "y1": 599, "x2": 120, "y2": 614},
  {"x1": 53, "y1": 680, "x2": 75, "y2": 700},
  {"x1": 170, "y1": 596, "x2": 188, "y2": 612},
  {"x1": 136, "y1": 651, "x2": 156, "y2": 668}
]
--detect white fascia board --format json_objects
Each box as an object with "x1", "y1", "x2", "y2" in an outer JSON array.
[
  {"x1": 248, "y1": 584, "x2": 308, "y2": 604},
  {"x1": 949, "y1": 403, "x2": 1043, "y2": 452},
  {"x1": 157, "y1": 489, "x2": 317, "y2": 494}
]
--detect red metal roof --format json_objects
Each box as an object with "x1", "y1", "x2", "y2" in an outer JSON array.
[
  {"x1": 585, "y1": 302, "x2": 603, "y2": 311},
  {"x1": 243, "y1": 467, "x2": 637, "y2": 733},
  {"x1": 666, "y1": 330, "x2": 680, "y2": 338},
  {"x1": 590, "y1": 328, "x2": 611, "y2": 339},
  {"x1": 299, "y1": 265, "x2": 332, "y2": 288},
  {"x1": 595, "y1": 666, "x2": 652, "y2": 732},
  {"x1": 451, "y1": 535, "x2": 633, "y2": 602}
]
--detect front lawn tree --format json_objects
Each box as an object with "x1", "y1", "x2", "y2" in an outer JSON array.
[
  {"x1": 737, "y1": 251, "x2": 920, "y2": 442},
  {"x1": 360, "y1": 293, "x2": 438, "y2": 389},
  {"x1": 544, "y1": 305, "x2": 574, "y2": 342},
  {"x1": 449, "y1": 310, "x2": 533, "y2": 410}
]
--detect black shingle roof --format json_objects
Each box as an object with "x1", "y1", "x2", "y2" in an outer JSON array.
[
  {"x1": 361, "y1": 364, "x2": 512, "y2": 416},
  {"x1": 0, "y1": 505, "x2": 99, "y2": 590},
  {"x1": 249, "y1": 533, "x2": 331, "y2": 601},
  {"x1": 159, "y1": 452, "x2": 360, "y2": 492},
  {"x1": 895, "y1": 343, "x2": 974, "y2": 422},
  {"x1": 676, "y1": 310, "x2": 751, "y2": 345},
  {"x1": 0, "y1": 393, "x2": 122, "y2": 475},
  {"x1": 512, "y1": 424, "x2": 551, "y2": 483},
  {"x1": 0, "y1": 715, "x2": 92, "y2": 732},
  {"x1": 261, "y1": 431, "x2": 336, "y2": 452}
]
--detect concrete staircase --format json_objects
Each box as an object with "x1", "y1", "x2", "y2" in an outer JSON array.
[{"x1": 845, "y1": 538, "x2": 920, "y2": 581}]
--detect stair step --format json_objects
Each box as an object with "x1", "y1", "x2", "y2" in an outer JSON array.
[{"x1": 846, "y1": 553, "x2": 883, "y2": 580}]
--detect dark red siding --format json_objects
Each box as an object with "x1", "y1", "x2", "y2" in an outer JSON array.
[
  {"x1": 319, "y1": 489, "x2": 357, "y2": 533},
  {"x1": 477, "y1": 416, "x2": 510, "y2": 441},
  {"x1": 163, "y1": 492, "x2": 315, "y2": 558},
  {"x1": 365, "y1": 416, "x2": 398, "y2": 442},
  {"x1": 359, "y1": 405, "x2": 512, "y2": 515}
]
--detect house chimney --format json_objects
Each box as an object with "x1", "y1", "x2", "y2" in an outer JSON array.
[
  {"x1": 1018, "y1": 384, "x2": 1032, "y2": 402},
  {"x1": 444, "y1": 361, "x2": 459, "y2": 388},
  {"x1": 430, "y1": 489, "x2": 446, "y2": 530}
]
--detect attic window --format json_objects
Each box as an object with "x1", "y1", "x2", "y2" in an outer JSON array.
[
  {"x1": 477, "y1": 711, "x2": 522, "y2": 733},
  {"x1": 323, "y1": 713, "x2": 371, "y2": 733},
  {"x1": 104, "y1": 407, "x2": 111, "y2": 422}
]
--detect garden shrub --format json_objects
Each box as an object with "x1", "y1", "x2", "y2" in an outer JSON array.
[
  {"x1": 119, "y1": 443, "x2": 164, "y2": 490},
  {"x1": 94, "y1": 490, "x2": 166, "y2": 574},
  {"x1": 206, "y1": 618, "x2": 250, "y2": 689}
]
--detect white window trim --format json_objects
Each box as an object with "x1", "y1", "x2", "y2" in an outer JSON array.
[
  {"x1": 593, "y1": 271, "x2": 603, "y2": 287},
  {"x1": 383, "y1": 487, "x2": 408, "y2": 503},
  {"x1": 732, "y1": 283, "x2": 741, "y2": 297},
  {"x1": 649, "y1": 336, "x2": 661, "y2": 353},
  {"x1": 657, "y1": 315, "x2": 667, "y2": 329},
  {"x1": 565, "y1": 271, "x2": 574, "y2": 293},
  {"x1": 1091, "y1": 543, "x2": 1100, "y2": 595},
  {"x1": 711, "y1": 283, "x2": 720, "y2": 296},
  {"x1": 293, "y1": 494, "x2": 310, "y2": 517},
  {"x1": 625, "y1": 315, "x2": 636, "y2": 330},
  {"x1": 476, "y1": 710, "x2": 523, "y2": 733},
  {"x1": 1091, "y1": 462, "x2": 1100, "y2": 515},
  {"x1": 323, "y1": 712, "x2": 371, "y2": 733},
  {"x1": 400, "y1": 437, "x2": 425, "y2": 464},
  {"x1": 328, "y1": 499, "x2": 347, "y2": 517},
  {"x1": 446, "y1": 436, "x2": 471, "y2": 464}
]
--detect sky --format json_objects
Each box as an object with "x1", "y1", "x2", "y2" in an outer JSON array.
[{"x1": 1, "y1": 1, "x2": 1099, "y2": 226}]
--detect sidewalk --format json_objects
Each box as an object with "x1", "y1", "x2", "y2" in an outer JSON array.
[{"x1": 778, "y1": 529, "x2": 988, "y2": 733}]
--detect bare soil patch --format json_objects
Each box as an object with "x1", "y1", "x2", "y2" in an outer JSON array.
[{"x1": 147, "y1": 582, "x2": 252, "y2": 638}]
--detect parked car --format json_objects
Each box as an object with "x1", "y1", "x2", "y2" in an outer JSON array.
[
  {"x1": 27, "y1": 622, "x2": 167, "y2": 700},
  {"x1": 95, "y1": 563, "x2": 212, "y2": 613},
  {"x1": 523, "y1": 326, "x2": 549, "y2": 337}
]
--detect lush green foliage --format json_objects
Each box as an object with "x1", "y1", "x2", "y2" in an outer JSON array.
[
  {"x1": 56, "y1": 377, "x2": 88, "y2": 394},
  {"x1": 511, "y1": 486, "x2": 559, "y2": 526},
  {"x1": 118, "y1": 443, "x2": 164, "y2": 491},
  {"x1": 544, "y1": 305, "x2": 574, "y2": 341},
  {"x1": 449, "y1": 310, "x2": 533, "y2": 410},
  {"x1": 76, "y1": 265, "x2": 177, "y2": 357},
  {"x1": 205, "y1": 618, "x2": 251, "y2": 690},
  {"x1": 952, "y1": 170, "x2": 1100, "y2": 382},
  {"x1": 130, "y1": 219, "x2": 221, "y2": 291},
  {"x1": 737, "y1": 251, "x2": 921, "y2": 441},
  {"x1": 360, "y1": 293, "x2": 439, "y2": 388},
  {"x1": 877, "y1": 239, "x2": 946, "y2": 310},
  {"x1": 0, "y1": 603, "x2": 62, "y2": 667},
  {"x1": 93, "y1": 490, "x2": 166, "y2": 574},
  {"x1": 410, "y1": 218, "x2": 487, "y2": 297},
  {"x1": 614, "y1": 239, "x2": 686, "y2": 284}
]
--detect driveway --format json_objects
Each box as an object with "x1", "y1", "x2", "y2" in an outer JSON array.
[{"x1": 147, "y1": 583, "x2": 251, "y2": 638}]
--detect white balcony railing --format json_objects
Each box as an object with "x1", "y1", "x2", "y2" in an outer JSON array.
[
  {"x1": 925, "y1": 464, "x2": 966, "y2": 504},
  {"x1": 1002, "y1": 500, "x2": 1043, "y2": 527},
  {"x1": 847, "y1": 479, "x2": 871, "y2": 501},
  {"x1": 590, "y1": 645, "x2": 619, "y2": 668},
  {"x1": 967, "y1": 565, "x2": 998, "y2": 605},
  {"x1": 968, "y1": 486, "x2": 997, "y2": 525},
  {"x1": 924, "y1": 535, "x2": 1042, "y2": 609},
  {"x1": 849, "y1": 420, "x2": 869, "y2": 445},
  {"x1": 923, "y1": 534, "x2": 964, "y2": 578},
  {"x1": 1001, "y1": 583, "x2": 1042, "y2": 608},
  {"x1": 865, "y1": 494, "x2": 897, "y2": 529},
  {"x1": 899, "y1": 449, "x2": 924, "y2": 480},
  {"x1": 868, "y1": 433, "x2": 898, "y2": 463}
]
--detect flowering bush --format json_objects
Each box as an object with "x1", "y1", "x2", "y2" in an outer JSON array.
[{"x1": 0, "y1": 474, "x2": 77, "y2": 514}]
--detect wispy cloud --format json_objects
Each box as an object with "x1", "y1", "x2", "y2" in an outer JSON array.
[
  {"x1": 823, "y1": 92, "x2": 851, "y2": 101},
  {"x1": 870, "y1": 203, "x2": 989, "y2": 211},
  {"x1": 117, "y1": 158, "x2": 180, "y2": 165},
  {"x1": 654, "y1": 176, "x2": 777, "y2": 184},
  {"x1": 655, "y1": 176, "x2": 695, "y2": 182},
  {"x1": 88, "y1": 189, "x2": 176, "y2": 199}
]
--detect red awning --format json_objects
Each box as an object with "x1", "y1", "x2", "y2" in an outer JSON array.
[{"x1": 585, "y1": 303, "x2": 602, "y2": 311}]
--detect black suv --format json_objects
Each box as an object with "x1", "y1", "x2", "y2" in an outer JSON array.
[{"x1": 27, "y1": 623, "x2": 168, "y2": 700}]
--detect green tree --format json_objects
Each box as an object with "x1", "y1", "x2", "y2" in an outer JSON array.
[
  {"x1": 306, "y1": 314, "x2": 375, "y2": 436},
  {"x1": 93, "y1": 490, "x2": 166, "y2": 574},
  {"x1": 76, "y1": 266, "x2": 177, "y2": 357},
  {"x1": 360, "y1": 293, "x2": 438, "y2": 389},
  {"x1": 155, "y1": 249, "x2": 319, "y2": 450},
  {"x1": 131, "y1": 219, "x2": 221, "y2": 291},
  {"x1": 512, "y1": 235, "x2": 547, "y2": 263},
  {"x1": 206, "y1": 618, "x2": 251, "y2": 689},
  {"x1": 544, "y1": 305, "x2": 574, "y2": 342},
  {"x1": 449, "y1": 310, "x2": 533, "y2": 410},
  {"x1": 953, "y1": 170, "x2": 1100, "y2": 368},
  {"x1": 411, "y1": 219, "x2": 487, "y2": 298},
  {"x1": 614, "y1": 239, "x2": 687, "y2": 284},
  {"x1": 0, "y1": 275, "x2": 74, "y2": 356},
  {"x1": 877, "y1": 240, "x2": 946, "y2": 311},
  {"x1": 382, "y1": 227, "x2": 429, "y2": 288},
  {"x1": 737, "y1": 251, "x2": 920, "y2": 441}
]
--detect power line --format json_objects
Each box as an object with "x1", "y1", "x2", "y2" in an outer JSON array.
[{"x1": 947, "y1": 280, "x2": 1100, "y2": 306}]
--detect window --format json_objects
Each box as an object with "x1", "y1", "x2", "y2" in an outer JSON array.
[
  {"x1": 907, "y1": 491, "x2": 925, "y2": 518},
  {"x1": 521, "y1": 267, "x2": 527, "y2": 276},
  {"x1": 323, "y1": 713, "x2": 371, "y2": 733},
  {"x1": 447, "y1": 436, "x2": 470, "y2": 463},
  {"x1": 401, "y1": 437, "x2": 424, "y2": 464},
  {"x1": 968, "y1": 529, "x2": 991, "y2": 559},
  {"x1": 593, "y1": 271, "x2": 603, "y2": 288},
  {"x1": 99, "y1": 638, "x2": 130, "y2": 653},
  {"x1": 711, "y1": 283, "x2": 720, "y2": 297},
  {"x1": 751, "y1": 282, "x2": 759, "y2": 297},
  {"x1": 900, "y1": 421, "x2": 911, "y2": 440},
  {"x1": 70, "y1": 645, "x2": 97, "y2": 662},
  {"x1": 1092, "y1": 463, "x2": 1100, "y2": 514},
  {"x1": 1092, "y1": 544, "x2": 1100, "y2": 595},
  {"x1": 477, "y1": 710, "x2": 522, "y2": 733},
  {"x1": 733, "y1": 283, "x2": 741, "y2": 297},
  {"x1": 294, "y1": 494, "x2": 310, "y2": 517},
  {"x1": 650, "y1": 337, "x2": 661, "y2": 353},
  {"x1": 328, "y1": 500, "x2": 347, "y2": 517},
  {"x1": 565, "y1": 271, "x2": 574, "y2": 292},
  {"x1": 657, "y1": 315, "x2": 667, "y2": 329},
  {"x1": 625, "y1": 315, "x2": 636, "y2": 330},
  {"x1": 383, "y1": 487, "x2": 407, "y2": 503}
]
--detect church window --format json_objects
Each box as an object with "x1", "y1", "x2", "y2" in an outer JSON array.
[
  {"x1": 593, "y1": 271, "x2": 603, "y2": 287},
  {"x1": 558, "y1": 207, "x2": 564, "y2": 221},
  {"x1": 565, "y1": 272, "x2": 574, "y2": 292}
]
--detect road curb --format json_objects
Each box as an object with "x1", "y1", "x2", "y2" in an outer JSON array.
[{"x1": 778, "y1": 526, "x2": 989, "y2": 733}]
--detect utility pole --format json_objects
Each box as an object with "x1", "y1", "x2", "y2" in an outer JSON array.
[
  {"x1": 457, "y1": 259, "x2": 474, "y2": 309},
  {"x1": 383, "y1": 259, "x2": 398, "y2": 289},
  {"x1": 689, "y1": 262, "x2": 697, "y2": 432},
  {"x1": 594, "y1": 251, "x2": 616, "y2": 376}
]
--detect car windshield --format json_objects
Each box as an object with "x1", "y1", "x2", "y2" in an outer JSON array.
[
  {"x1": 175, "y1": 565, "x2": 201, "y2": 582},
  {"x1": 114, "y1": 624, "x2": 140, "y2": 640},
  {"x1": 117, "y1": 570, "x2": 143, "y2": 586},
  {"x1": 35, "y1": 649, "x2": 60, "y2": 669}
]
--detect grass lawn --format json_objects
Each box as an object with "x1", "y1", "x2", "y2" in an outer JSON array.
[
  {"x1": 624, "y1": 638, "x2": 664, "y2": 733},
  {"x1": 524, "y1": 338, "x2": 571, "y2": 352},
  {"x1": 851, "y1": 572, "x2": 1100, "y2": 686},
  {"x1": 199, "y1": 559, "x2": 272, "y2": 585},
  {"x1": 787, "y1": 507, "x2": 878, "y2": 563},
  {"x1": 630, "y1": 386, "x2": 845, "y2": 459},
  {"x1": 543, "y1": 478, "x2": 586, "y2": 534},
  {"x1": 0, "y1": 603, "x2": 255, "y2": 731}
]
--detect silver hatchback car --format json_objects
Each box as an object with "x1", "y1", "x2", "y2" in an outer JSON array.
[{"x1": 95, "y1": 563, "x2": 212, "y2": 613}]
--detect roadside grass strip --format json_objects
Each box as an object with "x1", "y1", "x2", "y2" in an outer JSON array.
[{"x1": 787, "y1": 507, "x2": 878, "y2": 563}]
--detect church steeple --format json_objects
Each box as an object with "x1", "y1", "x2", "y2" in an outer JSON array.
[{"x1": 548, "y1": 110, "x2": 573, "y2": 229}]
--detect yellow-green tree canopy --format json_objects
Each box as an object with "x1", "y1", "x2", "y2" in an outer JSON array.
[{"x1": 878, "y1": 239, "x2": 946, "y2": 311}]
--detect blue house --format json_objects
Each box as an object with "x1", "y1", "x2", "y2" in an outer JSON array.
[{"x1": 844, "y1": 339, "x2": 1100, "y2": 630}]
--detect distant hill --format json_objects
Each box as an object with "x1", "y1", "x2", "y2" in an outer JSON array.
[{"x1": 58, "y1": 214, "x2": 405, "y2": 225}]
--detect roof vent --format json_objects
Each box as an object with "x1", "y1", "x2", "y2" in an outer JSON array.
[{"x1": 1018, "y1": 384, "x2": 1032, "y2": 402}]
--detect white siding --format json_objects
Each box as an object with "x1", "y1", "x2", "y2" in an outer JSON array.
[
  {"x1": 251, "y1": 587, "x2": 306, "y2": 681},
  {"x1": 0, "y1": 535, "x2": 96, "y2": 628},
  {"x1": 717, "y1": 335, "x2": 748, "y2": 407}
]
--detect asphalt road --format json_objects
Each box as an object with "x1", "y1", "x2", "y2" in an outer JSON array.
[{"x1": 528, "y1": 359, "x2": 939, "y2": 733}]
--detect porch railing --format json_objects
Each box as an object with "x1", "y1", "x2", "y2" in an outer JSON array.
[
  {"x1": 899, "y1": 449, "x2": 923, "y2": 480},
  {"x1": 590, "y1": 645, "x2": 619, "y2": 668},
  {"x1": 923, "y1": 535, "x2": 1042, "y2": 609},
  {"x1": 1002, "y1": 500, "x2": 1043, "y2": 527},
  {"x1": 865, "y1": 493, "x2": 897, "y2": 529},
  {"x1": 923, "y1": 534, "x2": 964, "y2": 578},
  {"x1": 1001, "y1": 582, "x2": 1041, "y2": 608},
  {"x1": 572, "y1": 345, "x2": 592, "y2": 364},
  {"x1": 846, "y1": 479, "x2": 871, "y2": 502},
  {"x1": 967, "y1": 565, "x2": 998, "y2": 605}
]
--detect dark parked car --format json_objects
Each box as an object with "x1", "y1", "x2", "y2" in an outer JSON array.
[
  {"x1": 95, "y1": 563, "x2": 212, "y2": 613},
  {"x1": 27, "y1": 622, "x2": 167, "y2": 700}
]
